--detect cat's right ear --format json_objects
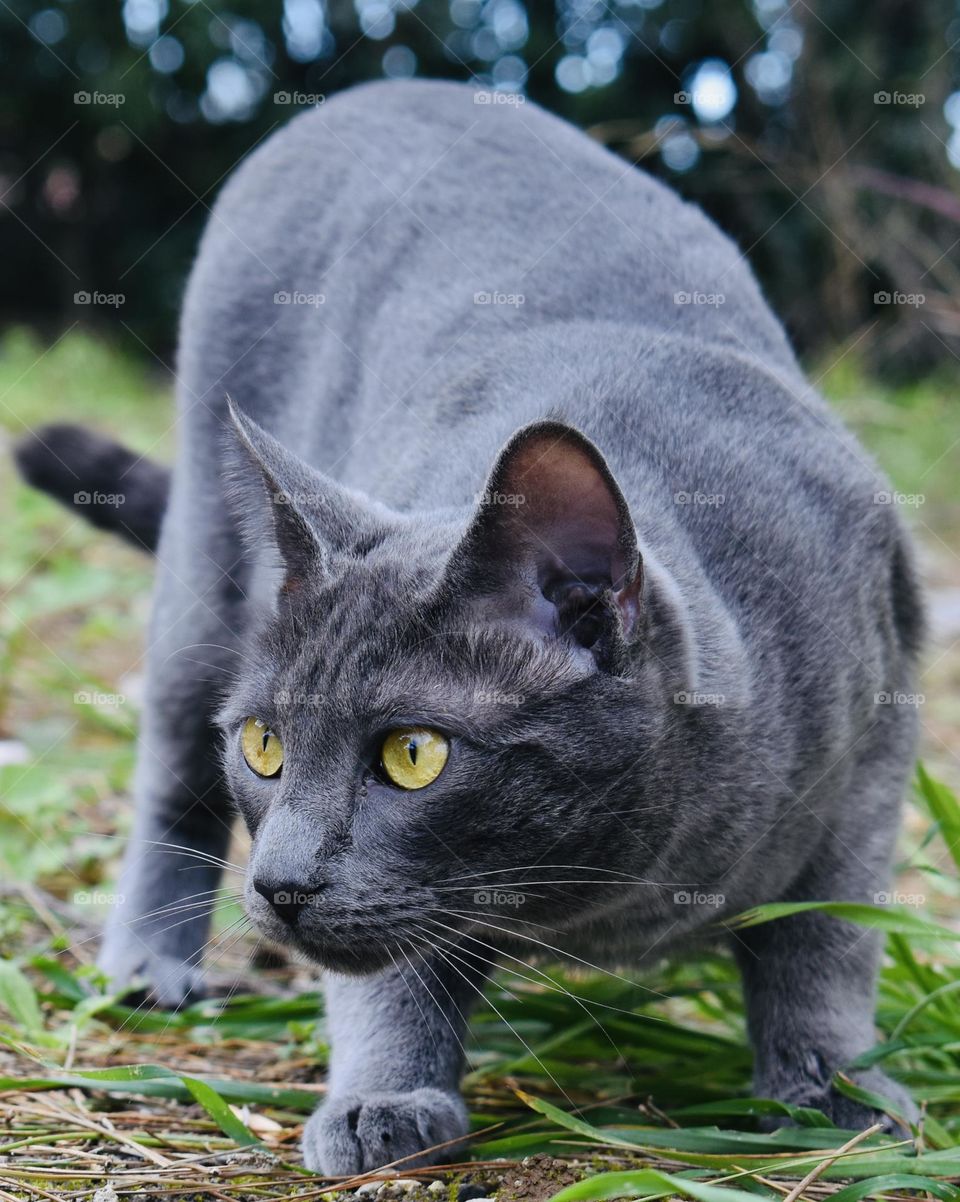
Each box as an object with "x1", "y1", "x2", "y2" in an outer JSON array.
[{"x1": 225, "y1": 400, "x2": 390, "y2": 594}]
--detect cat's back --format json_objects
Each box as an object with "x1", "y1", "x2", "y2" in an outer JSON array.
[{"x1": 179, "y1": 79, "x2": 794, "y2": 440}]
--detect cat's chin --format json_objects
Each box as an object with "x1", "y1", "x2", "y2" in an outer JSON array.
[
  {"x1": 254, "y1": 921, "x2": 398, "y2": 976},
  {"x1": 298, "y1": 938, "x2": 393, "y2": 976}
]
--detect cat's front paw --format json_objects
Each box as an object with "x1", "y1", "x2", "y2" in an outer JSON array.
[
  {"x1": 768, "y1": 1068, "x2": 917, "y2": 1134},
  {"x1": 98, "y1": 935, "x2": 205, "y2": 1009},
  {"x1": 302, "y1": 1088, "x2": 468, "y2": 1174}
]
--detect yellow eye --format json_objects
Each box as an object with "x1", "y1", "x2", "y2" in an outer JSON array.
[
  {"x1": 380, "y1": 727, "x2": 449, "y2": 790},
  {"x1": 241, "y1": 717, "x2": 284, "y2": 778}
]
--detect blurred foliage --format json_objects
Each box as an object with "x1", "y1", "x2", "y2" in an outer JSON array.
[{"x1": 0, "y1": 0, "x2": 959, "y2": 369}]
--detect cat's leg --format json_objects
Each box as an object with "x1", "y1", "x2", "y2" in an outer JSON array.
[
  {"x1": 98, "y1": 547, "x2": 244, "y2": 1007},
  {"x1": 735, "y1": 905, "x2": 916, "y2": 1128},
  {"x1": 733, "y1": 736, "x2": 917, "y2": 1129},
  {"x1": 303, "y1": 948, "x2": 491, "y2": 1173}
]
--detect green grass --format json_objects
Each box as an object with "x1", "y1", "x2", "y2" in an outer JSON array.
[
  {"x1": 821, "y1": 355, "x2": 960, "y2": 540},
  {"x1": 1, "y1": 328, "x2": 959, "y2": 1199}
]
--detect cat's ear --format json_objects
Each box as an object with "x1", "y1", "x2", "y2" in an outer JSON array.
[
  {"x1": 225, "y1": 400, "x2": 388, "y2": 593},
  {"x1": 447, "y1": 421, "x2": 643, "y2": 660}
]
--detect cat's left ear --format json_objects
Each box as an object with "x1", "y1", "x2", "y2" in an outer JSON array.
[{"x1": 446, "y1": 421, "x2": 643, "y2": 662}]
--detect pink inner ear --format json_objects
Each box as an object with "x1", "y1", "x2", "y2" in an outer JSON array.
[{"x1": 500, "y1": 433, "x2": 624, "y2": 584}]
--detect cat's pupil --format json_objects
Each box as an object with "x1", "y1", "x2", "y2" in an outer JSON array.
[
  {"x1": 261, "y1": 731, "x2": 270, "y2": 754},
  {"x1": 409, "y1": 740, "x2": 418, "y2": 765}
]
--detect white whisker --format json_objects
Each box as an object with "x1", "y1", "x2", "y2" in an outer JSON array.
[
  {"x1": 431, "y1": 909, "x2": 671, "y2": 1001},
  {"x1": 427, "y1": 940, "x2": 578, "y2": 1108}
]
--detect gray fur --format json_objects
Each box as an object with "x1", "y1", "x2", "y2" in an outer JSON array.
[{"x1": 86, "y1": 80, "x2": 921, "y2": 1171}]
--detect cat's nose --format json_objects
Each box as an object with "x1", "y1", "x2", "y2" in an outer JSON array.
[{"x1": 253, "y1": 877, "x2": 327, "y2": 924}]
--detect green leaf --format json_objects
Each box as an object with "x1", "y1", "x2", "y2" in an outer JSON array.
[
  {"x1": 0, "y1": 1061, "x2": 320, "y2": 1136},
  {"x1": 0, "y1": 960, "x2": 44, "y2": 1036},
  {"x1": 727, "y1": 901, "x2": 958, "y2": 944},
  {"x1": 916, "y1": 766, "x2": 960, "y2": 874},
  {"x1": 548, "y1": 1168, "x2": 770, "y2": 1202},
  {"x1": 828, "y1": 1176, "x2": 960, "y2": 1202},
  {"x1": 667, "y1": 1098, "x2": 834, "y2": 1127}
]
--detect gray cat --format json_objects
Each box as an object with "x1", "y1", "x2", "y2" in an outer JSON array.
[{"x1": 16, "y1": 80, "x2": 923, "y2": 1173}]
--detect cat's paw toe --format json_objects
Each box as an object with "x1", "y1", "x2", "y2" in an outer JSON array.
[
  {"x1": 98, "y1": 940, "x2": 205, "y2": 1009},
  {"x1": 823, "y1": 1070, "x2": 917, "y2": 1133},
  {"x1": 767, "y1": 1069, "x2": 917, "y2": 1134},
  {"x1": 302, "y1": 1089, "x2": 468, "y2": 1174}
]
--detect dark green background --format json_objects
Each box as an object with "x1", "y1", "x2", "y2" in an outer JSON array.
[{"x1": 2, "y1": 0, "x2": 958, "y2": 371}]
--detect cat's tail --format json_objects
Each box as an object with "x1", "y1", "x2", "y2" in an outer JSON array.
[{"x1": 13, "y1": 424, "x2": 169, "y2": 552}]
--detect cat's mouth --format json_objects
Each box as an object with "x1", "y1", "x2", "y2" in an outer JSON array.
[
  {"x1": 254, "y1": 911, "x2": 406, "y2": 973},
  {"x1": 244, "y1": 886, "x2": 430, "y2": 975}
]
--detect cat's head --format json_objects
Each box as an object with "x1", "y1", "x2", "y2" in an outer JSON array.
[{"x1": 218, "y1": 404, "x2": 660, "y2": 974}]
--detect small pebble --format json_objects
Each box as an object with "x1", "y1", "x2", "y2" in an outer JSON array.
[
  {"x1": 458, "y1": 1187, "x2": 490, "y2": 1202},
  {"x1": 357, "y1": 1183, "x2": 381, "y2": 1195},
  {"x1": 393, "y1": 1182, "x2": 422, "y2": 1192},
  {"x1": 428, "y1": 1183, "x2": 447, "y2": 1195}
]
